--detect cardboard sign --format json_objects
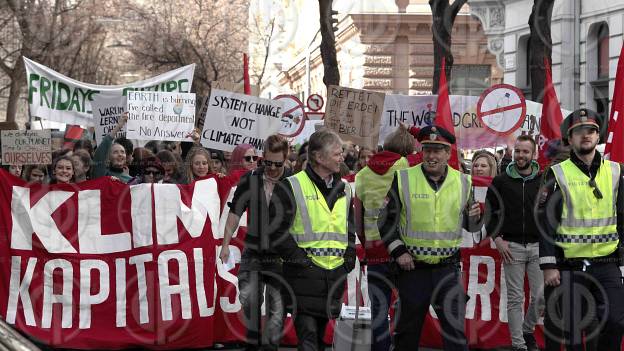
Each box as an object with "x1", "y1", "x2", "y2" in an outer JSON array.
[
  {"x1": 1, "y1": 129, "x2": 51, "y2": 165},
  {"x1": 126, "y1": 92, "x2": 196, "y2": 141},
  {"x1": 200, "y1": 89, "x2": 283, "y2": 153},
  {"x1": 92, "y1": 95, "x2": 127, "y2": 145},
  {"x1": 325, "y1": 86, "x2": 385, "y2": 149}
]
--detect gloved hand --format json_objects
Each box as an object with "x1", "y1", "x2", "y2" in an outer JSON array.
[{"x1": 343, "y1": 246, "x2": 357, "y2": 272}]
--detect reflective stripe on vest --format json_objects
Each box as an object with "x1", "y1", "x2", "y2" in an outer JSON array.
[
  {"x1": 397, "y1": 165, "x2": 471, "y2": 264},
  {"x1": 288, "y1": 172, "x2": 350, "y2": 269},
  {"x1": 552, "y1": 159, "x2": 620, "y2": 258},
  {"x1": 355, "y1": 157, "x2": 409, "y2": 241}
]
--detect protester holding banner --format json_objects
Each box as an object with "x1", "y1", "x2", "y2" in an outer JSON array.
[
  {"x1": 354, "y1": 125, "x2": 415, "y2": 351},
  {"x1": 220, "y1": 134, "x2": 291, "y2": 351},
  {"x1": 538, "y1": 109, "x2": 624, "y2": 350},
  {"x1": 268, "y1": 129, "x2": 356, "y2": 351},
  {"x1": 71, "y1": 149, "x2": 92, "y2": 183},
  {"x1": 378, "y1": 125, "x2": 480, "y2": 351},
  {"x1": 50, "y1": 155, "x2": 75, "y2": 184},
  {"x1": 92, "y1": 112, "x2": 132, "y2": 183},
  {"x1": 135, "y1": 156, "x2": 165, "y2": 184},
  {"x1": 22, "y1": 164, "x2": 47, "y2": 183},
  {"x1": 185, "y1": 147, "x2": 212, "y2": 183},
  {"x1": 2, "y1": 164, "x2": 22, "y2": 178},
  {"x1": 484, "y1": 135, "x2": 542, "y2": 351}
]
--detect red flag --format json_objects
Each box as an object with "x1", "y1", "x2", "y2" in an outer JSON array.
[
  {"x1": 62, "y1": 125, "x2": 84, "y2": 150},
  {"x1": 537, "y1": 57, "x2": 564, "y2": 168},
  {"x1": 243, "y1": 53, "x2": 251, "y2": 95},
  {"x1": 435, "y1": 58, "x2": 460, "y2": 170},
  {"x1": 605, "y1": 44, "x2": 624, "y2": 162}
]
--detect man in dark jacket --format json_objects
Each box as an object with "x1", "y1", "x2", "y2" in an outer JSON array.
[
  {"x1": 268, "y1": 129, "x2": 356, "y2": 351},
  {"x1": 220, "y1": 135, "x2": 292, "y2": 351},
  {"x1": 485, "y1": 135, "x2": 543, "y2": 351}
]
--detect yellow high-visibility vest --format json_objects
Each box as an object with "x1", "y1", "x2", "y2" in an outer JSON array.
[
  {"x1": 395, "y1": 165, "x2": 471, "y2": 264},
  {"x1": 288, "y1": 171, "x2": 351, "y2": 269},
  {"x1": 355, "y1": 157, "x2": 409, "y2": 241},
  {"x1": 551, "y1": 159, "x2": 620, "y2": 258}
]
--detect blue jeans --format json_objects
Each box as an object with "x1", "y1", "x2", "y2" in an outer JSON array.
[{"x1": 367, "y1": 263, "x2": 396, "y2": 351}]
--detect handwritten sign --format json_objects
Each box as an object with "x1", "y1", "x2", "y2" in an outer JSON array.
[
  {"x1": 1, "y1": 130, "x2": 51, "y2": 165},
  {"x1": 92, "y1": 95, "x2": 126, "y2": 145},
  {"x1": 325, "y1": 86, "x2": 385, "y2": 149},
  {"x1": 126, "y1": 92, "x2": 196, "y2": 141},
  {"x1": 200, "y1": 89, "x2": 283, "y2": 153}
]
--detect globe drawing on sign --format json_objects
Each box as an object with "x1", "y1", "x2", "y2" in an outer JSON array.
[{"x1": 173, "y1": 96, "x2": 184, "y2": 116}]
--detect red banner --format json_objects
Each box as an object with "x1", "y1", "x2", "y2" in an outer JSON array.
[{"x1": 0, "y1": 170, "x2": 540, "y2": 349}]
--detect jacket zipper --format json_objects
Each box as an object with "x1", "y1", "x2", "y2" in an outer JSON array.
[{"x1": 522, "y1": 181, "x2": 526, "y2": 245}]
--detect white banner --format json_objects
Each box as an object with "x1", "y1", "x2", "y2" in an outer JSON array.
[
  {"x1": 24, "y1": 57, "x2": 195, "y2": 126},
  {"x1": 200, "y1": 89, "x2": 283, "y2": 153},
  {"x1": 126, "y1": 92, "x2": 196, "y2": 141},
  {"x1": 92, "y1": 95, "x2": 126, "y2": 146},
  {"x1": 1, "y1": 129, "x2": 52, "y2": 165},
  {"x1": 380, "y1": 94, "x2": 570, "y2": 149}
]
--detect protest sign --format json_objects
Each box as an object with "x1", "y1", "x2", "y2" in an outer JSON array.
[
  {"x1": 325, "y1": 86, "x2": 385, "y2": 149},
  {"x1": 200, "y1": 89, "x2": 283, "y2": 153},
  {"x1": 126, "y1": 92, "x2": 196, "y2": 141},
  {"x1": 379, "y1": 94, "x2": 570, "y2": 150},
  {"x1": 92, "y1": 95, "x2": 126, "y2": 145},
  {"x1": 24, "y1": 57, "x2": 194, "y2": 126},
  {"x1": 1, "y1": 130, "x2": 51, "y2": 165}
]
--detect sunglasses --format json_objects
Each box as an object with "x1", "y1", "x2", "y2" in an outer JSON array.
[
  {"x1": 588, "y1": 178, "x2": 603, "y2": 199},
  {"x1": 263, "y1": 160, "x2": 284, "y2": 168},
  {"x1": 144, "y1": 170, "x2": 162, "y2": 176},
  {"x1": 244, "y1": 155, "x2": 259, "y2": 162}
]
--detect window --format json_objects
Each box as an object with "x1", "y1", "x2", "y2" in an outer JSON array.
[
  {"x1": 597, "y1": 24, "x2": 609, "y2": 79},
  {"x1": 451, "y1": 65, "x2": 491, "y2": 96}
]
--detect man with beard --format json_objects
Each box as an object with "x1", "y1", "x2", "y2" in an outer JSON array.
[
  {"x1": 538, "y1": 109, "x2": 624, "y2": 350},
  {"x1": 378, "y1": 125, "x2": 480, "y2": 351},
  {"x1": 485, "y1": 135, "x2": 543, "y2": 351}
]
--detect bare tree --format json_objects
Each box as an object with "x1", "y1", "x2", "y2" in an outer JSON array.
[
  {"x1": 249, "y1": 11, "x2": 276, "y2": 88},
  {"x1": 429, "y1": 0, "x2": 468, "y2": 94},
  {"x1": 124, "y1": 0, "x2": 248, "y2": 97},
  {"x1": 528, "y1": 0, "x2": 555, "y2": 103},
  {"x1": 318, "y1": 0, "x2": 339, "y2": 87}
]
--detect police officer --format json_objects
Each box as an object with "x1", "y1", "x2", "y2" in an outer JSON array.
[
  {"x1": 268, "y1": 129, "x2": 356, "y2": 351},
  {"x1": 538, "y1": 108, "x2": 624, "y2": 350},
  {"x1": 379, "y1": 125, "x2": 480, "y2": 351}
]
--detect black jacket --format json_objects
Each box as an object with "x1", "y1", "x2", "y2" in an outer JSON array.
[
  {"x1": 538, "y1": 151, "x2": 624, "y2": 270},
  {"x1": 485, "y1": 162, "x2": 541, "y2": 244},
  {"x1": 228, "y1": 166, "x2": 292, "y2": 255},
  {"x1": 268, "y1": 165, "x2": 356, "y2": 318}
]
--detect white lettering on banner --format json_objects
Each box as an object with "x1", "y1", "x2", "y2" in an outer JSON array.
[
  {"x1": 499, "y1": 265, "x2": 508, "y2": 323},
  {"x1": 79, "y1": 260, "x2": 110, "y2": 329},
  {"x1": 194, "y1": 248, "x2": 214, "y2": 317},
  {"x1": 131, "y1": 184, "x2": 153, "y2": 248},
  {"x1": 115, "y1": 258, "x2": 127, "y2": 327},
  {"x1": 78, "y1": 190, "x2": 131, "y2": 254},
  {"x1": 217, "y1": 245, "x2": 242, "y2": 313},
  {"x1": 154, "y1": 179, "x2": 221, "y2": 244},
  {"x1": 42, "y1": 259, "x2": 73, "y2": 328},
  {"x1": 129, "y1": 253, "x2": 152, "y2": 325},
  {"x1": 11, "y1": 187, "x2": 76, "y2": 253},
  {"x1": 6, "y1": 256, "x2": 36, "y2": 326},
  {"x1": 158, "y1": 250, "x2": 192, "y2": 321},
  {"x1": 466, "y1": 256, "x2": 496, "y2": 321}
]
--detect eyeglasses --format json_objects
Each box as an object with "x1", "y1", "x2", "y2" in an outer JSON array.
[
  {"x1": 144, "y1": 170, "x2": 162, "y2": 176},
  {"x1": 244, "y1": 155, "x2": 259, "y2": 162},
  {"x1": 263, "y1": 160, "x2": 284, "y2": 168},
  {"x1": 588, "y1": 178, "x2": 603, "y2": 199}
]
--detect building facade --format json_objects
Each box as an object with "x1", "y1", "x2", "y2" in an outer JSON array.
[
  {"x1": 470, "y1": 0, "x2": 624, "y2": 117},
  {"x1": 252, "y1": 0, "x2": 504, "y2": 105}
]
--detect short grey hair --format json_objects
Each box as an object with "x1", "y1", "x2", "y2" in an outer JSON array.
[{"x1": 307, "y1": 129, "x2": 342, "y2": 166}]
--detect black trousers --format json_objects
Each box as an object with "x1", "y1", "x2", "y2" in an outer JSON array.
[
  {"x1": 394, "y1": 264, "x2": 468, "y2": 351},
  {"x1": 544, "y1": 263, "x2": 624, "y2": 351},
  {"x1": 293, "y1": 314, "x2": 329, "y2": 351}
]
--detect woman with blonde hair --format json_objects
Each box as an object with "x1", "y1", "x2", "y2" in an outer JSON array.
[
  {"x1": 471, "y1": 150, "x2": 498, "y2": 178},
  {"x1": 185, "y1": 147, "x2": 212, "y2": 183}
]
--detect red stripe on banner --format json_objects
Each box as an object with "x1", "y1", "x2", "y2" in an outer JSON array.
[{"x1": 479, "y1": 103, "x2": 525, "y2": 117}]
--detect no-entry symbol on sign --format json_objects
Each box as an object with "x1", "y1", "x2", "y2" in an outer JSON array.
[
  {"x1": 477, "y1": 84, "x2": 526, "y2": 136},
  {"x1": 274, "y1": 94, "x2": 306, "y2": 137}
]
